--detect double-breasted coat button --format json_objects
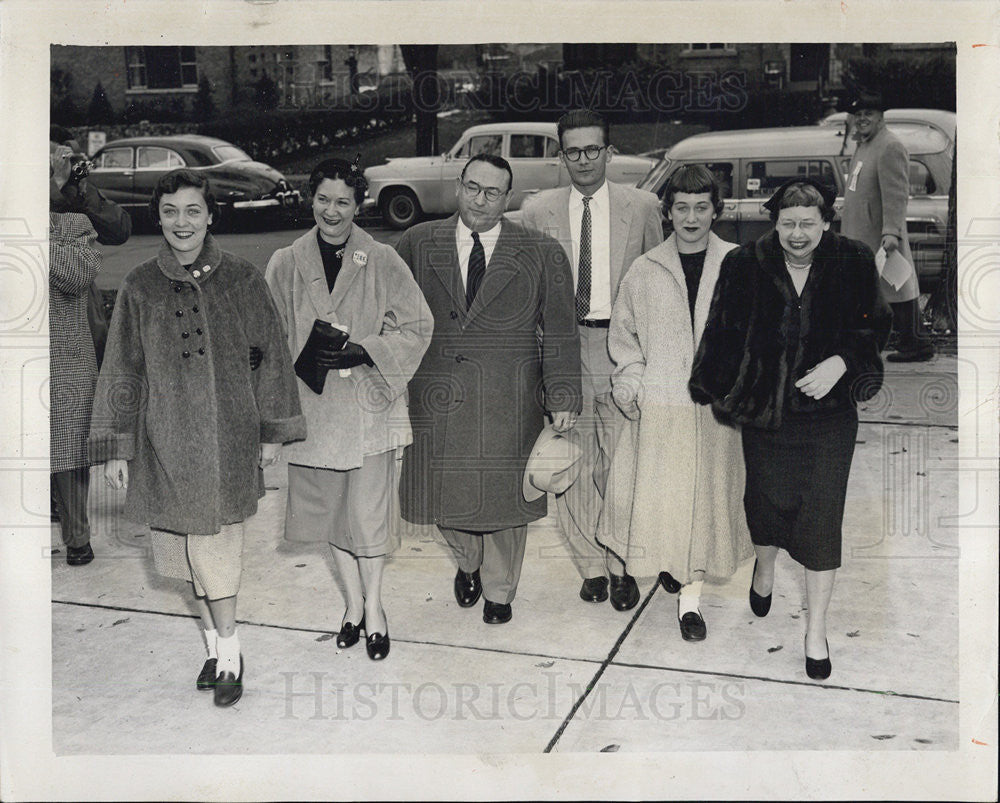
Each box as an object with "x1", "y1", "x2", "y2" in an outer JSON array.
[
  {"x1": 175, "y1": 310, "x2": 184, "y2": 317},
  {"x1": 455, "y1": 354, "x2": 464, "y2": 363},
  {"x1": 182, "y1": 350, "x2": 190, "y2": 358},
  {"x1": 197, "y1": 347, "x2": 205, "y2": 355},
  {"x1": 449, "y1": 310, "x2": 458, "y2": 320},
  {"x1": 196, "y1": 327, "x2": 203, "y2": 335},
  {"x1": 182, "y1": 331, "x2": 189, "y2": 339},
  {"x1": 192, "y1": 305, "x2": 199, "y2": 313}
]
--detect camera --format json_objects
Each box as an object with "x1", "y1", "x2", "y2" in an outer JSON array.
[{"x1": 67, "y1": 153, "x2": 93, "y2": 184}]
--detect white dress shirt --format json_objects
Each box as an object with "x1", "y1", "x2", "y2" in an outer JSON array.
[
  {"x1": 568, "y1": 181, "x2": 612, "y2": 320},
  {"x1": 455, "y1": 218, "x2": 502, "y2": 290}
]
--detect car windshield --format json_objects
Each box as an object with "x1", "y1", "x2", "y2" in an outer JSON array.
[
  {"x1": 637, "y1": 158, "x2": 672, "y2": 192},
  {"x1": 212, "y1": 145, "x2": 252, "y2": 163}
]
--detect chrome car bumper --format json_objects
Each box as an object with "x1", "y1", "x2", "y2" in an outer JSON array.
[{"x1": 232, "y1": 189, "x2": 302, "y2": 210}]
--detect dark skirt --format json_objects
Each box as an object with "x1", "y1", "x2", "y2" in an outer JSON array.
[{"x1": 741, "y1": 406, "x2": 859, "y2": 571}]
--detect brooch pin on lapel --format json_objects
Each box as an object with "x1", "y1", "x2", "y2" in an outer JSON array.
[{"x1": 353, "y1": 250, "x2": 368, "y2": 266}]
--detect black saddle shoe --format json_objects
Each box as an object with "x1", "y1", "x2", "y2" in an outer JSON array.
[
  {"x1": 609, "y1": 573, "x2": 640, "y2": 611},
  {"x1": 749, "y1": 559, "x2": 772, "y2": 618},
  {"x1": 679, "y1": 611, "x2": 707, "y2": 642},
  {"x1": 805, "y1": 638, "x2": 832, "y2": 681},
  {"x1": 213, "y1": 655, "x2": 244, "y2": 707},
  {"x1": 196, "y1": 658, "x2": 217, "y2": 691},
  {"x1": 336, "y1": 615, "x2": 366, "y2": 649},
  {"x1": 483, "y1": 599, "x2": 512, "y2": 624},
  {"x1": 454, "y1": 568, "x2": 483, "y2": 608},
  {"x1": 658, "y1": 571, "x2": 682, "y2": 594},
  {"x1": 579, "y1": 576, "x2": 609, "y2": 603},
  {"x1": 66, "y1": 543, "x2": 94, "y2": 566}
]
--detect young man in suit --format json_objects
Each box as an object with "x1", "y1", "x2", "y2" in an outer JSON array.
[
  {"x1": 841, "y1": 92, "x2": 934, "y2": 362},
  {"x1": 520, "y1": 110, "x2": 664, "y2": 611},
  {"x1": 396, "y1": 154, "x2": 582, "y2": 625}
]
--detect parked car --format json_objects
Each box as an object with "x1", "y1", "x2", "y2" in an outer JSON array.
[
  {"x1": 819, "y1": 107, "x2": 956, "y2": 145},
  {"x1": 86, "y1": 134, "x2": 301, "y2": 225},
  {"x1": 362, "y1": 122, "x2": 657, "y2": 229},
  {"x1": 637, "y1": 112, "x2": 955, "y2": 291}
]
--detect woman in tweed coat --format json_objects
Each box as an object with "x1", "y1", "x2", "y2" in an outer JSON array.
[
  {"x1": 49, "y1": 210, "x2": 102, "y2": 566},
  {"x1": 90, "y1": 169, "x2": 305, "y2": 706}
]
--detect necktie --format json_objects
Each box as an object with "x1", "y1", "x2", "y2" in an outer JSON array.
[
  {"x1": 466, "y1": 230, "x2": 486, "y2": 309},
  {"x1": 576, "y1": 196, "x2": 592, "y2": 321}
]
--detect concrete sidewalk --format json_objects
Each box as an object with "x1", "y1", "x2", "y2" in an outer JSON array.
[{"x1": 50, "y1": 357, "x2": 960, "y2": 755}]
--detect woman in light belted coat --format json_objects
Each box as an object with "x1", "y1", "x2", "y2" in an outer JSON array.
[
  {"x1": 265, "y1": 157, "x2": 433, "y2": 661},
  {"x1": 599, "y1": 165, "x2": 752, "y2": 643}
]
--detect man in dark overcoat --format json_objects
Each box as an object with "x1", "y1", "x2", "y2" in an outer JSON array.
[
  {"x1": 396, "y1": 153, "x2": 582, "y2": 624},
  {"x1": 841, "y1": 92, "x2": 934, "y2": 362}
]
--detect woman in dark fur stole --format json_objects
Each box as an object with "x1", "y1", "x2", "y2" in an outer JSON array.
[{"x1": 690, "y1": 178, "x2": 891, "y2": 680}]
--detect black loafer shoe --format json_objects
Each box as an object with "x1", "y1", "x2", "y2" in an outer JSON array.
[
  {"x1": 609, "y1": 573, "x2": 640, "y2": 611},
  {"x1": 805, "y1": 638, "x2": 832, "y2": 680},
  {"x1": 454, "y1": 568, "x2": 483, "y2": 608},
  {"x1": 679, "y1": 611, "x2": 707, "y2": 642},
  {"x1": 196, "y1": 658, "x2": 217, "y2": 691},
  {"x1": 366, "y1": 630, "x2": 390, "y2": 661},
  {"x1": 658, "y1": 571, "x2": 682, "y2": 594},
  {"x1": 336, "y1": 615, "x2": 365, "y2": 649},
  {"x1": 748, "y1": 559, "x2": 772, "y2": 618},
  {"x1": 579, "y1": 576, "x2": 609, "y2": 603},
  {"x1": 213, "y1": 655, "x2": 244, "y2": 707},
  {"x1": 66, "y1": 543, "x2": 94, "y2": 566},
  {"x1": 482, "y1": 599, "x2": 512, "y2": 624}
]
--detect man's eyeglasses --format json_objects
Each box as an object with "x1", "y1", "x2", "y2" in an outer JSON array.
[
  {"x1": 561, "y1": 145, "x2": 607, "y2": 162},
  {"x1": 460, "y1": 180, "x2": 506, "y2": 202}
]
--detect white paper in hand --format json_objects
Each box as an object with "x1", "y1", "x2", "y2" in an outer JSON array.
[
  {"x1": 330, "y1": 323, "x2": 351, "y2": 378},
  {"x1": 874, "y1": 247, "x2": 912, "y2": 291}
]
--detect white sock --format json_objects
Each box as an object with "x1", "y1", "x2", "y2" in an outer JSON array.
[
  {"x1": 216, "y1": 631, "x2": 241, "y2": 675},
  {"x1": 203, "y1": 628, "x2": 218, "y2": 660},
  {"x1": 678, "y1": 581, "x2": 704, "y2": 618}
]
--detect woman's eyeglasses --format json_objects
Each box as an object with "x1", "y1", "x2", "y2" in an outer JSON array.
[
  {"x1": 561, "y1": 145, "x2": 607, "y2": 162},
  {"x1": 460, "y1": 180, "x2": 506, "y2": 202}
]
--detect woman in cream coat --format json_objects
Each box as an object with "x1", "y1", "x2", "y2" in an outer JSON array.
[
  {"x1": 600, "y1": 165, "x2": 752, "y2": 642},
  {"x1": 265, "y1": 157, "x2": 432, "y2": 660}
]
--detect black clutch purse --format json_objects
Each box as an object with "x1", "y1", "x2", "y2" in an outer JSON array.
[{"x1": 294, "y1": 319, "x2": 350, "y2": 394}]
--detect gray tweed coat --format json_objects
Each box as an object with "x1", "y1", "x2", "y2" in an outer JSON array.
[
  {"x1": 49, "y1": 212, "x2": 101, "y2": 473},
  {"x1": 89, "y1": 234, "x2": 306, "y2": 535}
]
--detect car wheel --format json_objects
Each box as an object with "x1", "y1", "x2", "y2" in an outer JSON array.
[{"x1": 381, "y1": 188, "x2": 422, "y2": 230}]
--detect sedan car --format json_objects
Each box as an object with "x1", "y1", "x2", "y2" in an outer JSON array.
[
  {"x1": 636, "y1": 111, "x2": 954, "y2": 291},
  {"x1": 86, "y1": 134, "x2": 301, "y2": 224},
  {"x1": 362, "y1": 122, "x2": 657, "y2": 229}
]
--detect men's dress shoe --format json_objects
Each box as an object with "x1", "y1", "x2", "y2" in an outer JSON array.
[
  {"x1": 213, "y1": 655, "x2": 244, "y2": 707},
  {"x1": 609, "y1": 573, "x2": 640, "y2": 611},
  {"x1": 366, "y1": 629, "x2": 390, "y2": 661},
  {"x1": 748, "y1": 559, "x2": 772, "y2": 618},
  {"x1": 886, "y1": 345, "x2": 935, "y2": 362},
  {"x1": 336, "y1": 615, "x2": 365, "y2": 649},
  {"x1": 482, "y1": 600, "x2": 512, "y2": 624},
  {"x1": 196, "y1": 658, "x2": 217, "y2": 691},
  {"x1": 579, "y1": 576, "x2": 609, "y2": 603},
  {"x1": 66, "y1": 543, "x2": 94, "y2": 566},
  {"x1": 805, "y1": 638, "x2": 832, "y2": 681},
  {"x1": 658, "y1": 571, "x2": 682, "y2": 594},
  {"x1": 679, "y1": 611, "x2": 707, "y2": 642},
  {"x1": 454, "y1": 568, "x2": 482, "y2": 608}
]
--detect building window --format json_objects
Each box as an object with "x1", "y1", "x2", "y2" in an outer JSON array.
[
  {"x1": 124, "y1": 46, "x2": 198, "y2": 90},
  {"x1": 320, "y1": 45, "x2": 333, "y2": 81},
  {"x1": 682, "y1": 43, "x2": 736, "y2": 56}
]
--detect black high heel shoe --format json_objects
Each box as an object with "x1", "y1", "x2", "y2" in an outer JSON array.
[
  {"x1": 749, "y1": 559, "x2": 772, "y2": 618},
  {"x1": 805, "y1": 637, "x2": 831, "y2": 680},
  {"x1": 336, "y1": 614, "x2": 366, "y2": 649},
  {"x1": 366, "y1": 627, "x2": 390, "y2": 661}
]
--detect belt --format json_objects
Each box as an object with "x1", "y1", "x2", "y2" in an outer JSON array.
[{"x1": 578, "y1": 319, "x2": 610, "y2": 329}]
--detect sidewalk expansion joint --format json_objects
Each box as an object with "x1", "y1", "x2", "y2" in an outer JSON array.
[
  {"x1": 607, "y1": 659, "x2": 959, "y2": 704},
  {"x1": 542, "y1": 578, "x2": 659, "y2": 753}
]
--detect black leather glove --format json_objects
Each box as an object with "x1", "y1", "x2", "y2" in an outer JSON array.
[
  {"x1": 315, "y1": 340, "x2": 373, "y2": 370},
  {"x1": 249, "y1": 346, "x2": 263, "y2": 371}
]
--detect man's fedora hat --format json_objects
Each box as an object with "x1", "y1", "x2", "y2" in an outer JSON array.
[{"x1": 522, "y1": 425, "x2": 584, "y2": 502}]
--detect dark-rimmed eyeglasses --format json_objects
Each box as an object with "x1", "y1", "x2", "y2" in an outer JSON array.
[
  {"x1": 459, "y1": 179, "x2": 506, "y2": 202},
  {"x1": 561, "y1": 145, "x2": 607, "y2": 162}
]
